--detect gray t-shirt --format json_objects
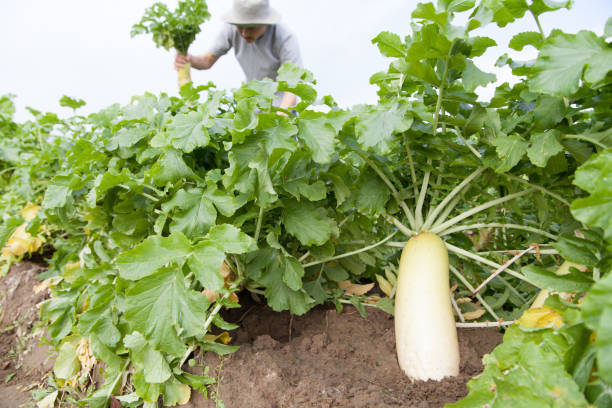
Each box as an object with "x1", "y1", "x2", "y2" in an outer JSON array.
[{"x1": 208, "y1": 23, "x2": 303, "y2": 83}]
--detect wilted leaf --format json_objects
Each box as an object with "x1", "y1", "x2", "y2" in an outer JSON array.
[{"x1": 339, "y1": 280, "x2": 375, "y2": 296}]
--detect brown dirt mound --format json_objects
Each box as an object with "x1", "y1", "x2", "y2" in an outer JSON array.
[
  {"x1": 0, "y1": 264, "x2": 503, "y2": 408},
  {"x1": 184, "y1": 294, "x2": 503, "y2": 408}
]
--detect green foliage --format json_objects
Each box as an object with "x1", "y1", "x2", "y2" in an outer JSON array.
[
  {"x1": 1, "y1": 0, "x2": 611, "y2": 406},
  {"x1": 131, "y1": 0, "x2": 210, "y2": 55}
]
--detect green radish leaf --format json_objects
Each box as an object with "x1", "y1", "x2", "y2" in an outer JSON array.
[
  {"x1": 530, "y1": 30, "x2": 612, "y2": 96},
  {"x1": 42, "y1": 175, "x2": 76, "y2": 209},
  {"x1": 53, "y1": 340, "x2": 80, "y2": 380},
  {"x1": 462, "y1": 60, "x2": 496, "y2": 91},
  {"x1": 522, "y1": 265, "x2": 593, "y2": 293},
  {"x1": 412, "y1": 3, "x2": 449, "y2": 26},
  {"x1": 552, "y1": 236, "x2": 601, "y2": 268},
  {"x1": 356, "y1": 170, "x2": 391, "y2": 216},
  {"x1": 124, "y1": 332, "x2": 172, "y2": 384},
  {"x1": 582, "y1": 274, "x2": 612, "y2": 384},
  {"x1": 466, "y1": 36, "x2": 497, "y2": 57},
  {"x1": 89, "y1": 334, "x2": 126, "y2": 374},
  {"x1": 441, "y1": 0, "x2": 476, "y2": 13},
  {"x1": 117, "y1": 232, "x2": 192, "y2": 280},
  {"x1": 258, "y1": 255, "x2": 313, "y2": 315},
  {"x1": 283, "y1": 200, "x2": 336, "y2": 246},
  {"x1": 527, "y1": 130, "x2": 564, "y2": 167},
  {"x1": 529, "y1": 0, "x2": 572, "y2": 17},
  {"x1": 162, "y1": 376, "x2": 191, "y2": 406},
  {"x1": 354, "y1": 101, "x2": 412, "y2": 154},
  {"x1": 125, "y1": 268, "x2": 209, "y2": 357},
  {"x1": 509, "y1": 31, "x2": 544, "y2": 51},
  {"x1": 77, "y1": 285, "x2": 121, "y2": 347},
  {"x1": 59, "y1": 95, "x2": 86, "y2": 110},
  {"x1": 571, "y1": 194, "x2": 612, "y2": 243},
  {"x1": 187, "y1": 241, "x2": 226, "y2": 291},
  {"x1": 162, "y1": 188, "x2": 217, "y2": 238},
  {"x1": 448, "y1": 325, "x2": 588, "y2": 407},
  {"x1": 491, "y1": 133, "x2": 529, "y2": 172},
  {"x1": 572, "y1": 149, "x2": 612, "y2": 194},
  {"x1": 297, "y1": 112, "x2": 337, "y2": 164},
  {"x1": 283, "y1": 255, "x2": 305, "y2": 291},
  {"x1": 207, "y1": 224, "x2": 256, "y2": 254},
  {"x1": 148, "y1": 149, "x2": 199, "y2": 187},
  {"x1": 533, "y1": 95, "x2": 566, "y2": 129},
  {"x1": 371, "y1": 31, "x2": 406, "y2": 58},
  {"x1": 167, "y1": 111, "x2": 210, "y2": 153}
]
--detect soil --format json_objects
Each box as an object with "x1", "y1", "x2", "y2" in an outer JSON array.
[
  {"x1": 0, "y1": 261, "x2": 54, "y2": 407},
  {"x1": 0, "y1": 263, "x2": 504, "y2": 408}
]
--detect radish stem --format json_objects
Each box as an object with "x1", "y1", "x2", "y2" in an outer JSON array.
[
  {"x1": 423, "y1": 167, "x2": 486, "y2": 230},
  {"x1": 502, "y1": 174, "x2": 570, "y2": 206},
  {"x1": 456, "y1": 321, "x2": 515, "y2": 328},
  {"x1": 431, "y1": 189, "x2": 536, "y2": 234},
  {"x1": 446, "y1": 242, "x2": 536, "y2": 288},
  {"x1": 449, "y1": 264, "x2": 499, "y2": 320},
  {"x1": 439, "y1": 223, "x2": 558, "y2": 241},
  {"x1": 363, "y1": 155, "x2": 416, "y2": 229},
  {"x1": 403, "y1": 135, "x2": 420, "y2": 199},
  {"x1": 450, "y1": 294, "x2": 465, "y2": 323},
  {"x1": 415, "y1": 159, "x2": 432, "y2": 229},
  {"x1": 385, "y1": 215, "x2": 415, "y2": 237},
  {"x1": 254, "y1": 206, "x2": 264, "y2": 242},
  {"x1": 472, "y1": 245, "x2": 535, "y2": 295},
  {"x1": 303, "y1": 231, "x2": 397, "y2": 268}
]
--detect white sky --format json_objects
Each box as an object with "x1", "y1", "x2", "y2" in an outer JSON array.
[{"x1": 1, "y1": 0, "x2": 610, "y2": 122}]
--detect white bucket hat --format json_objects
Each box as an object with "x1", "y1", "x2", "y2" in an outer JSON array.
[{"x1": 222, "y1": 0, "x2": 281, "y2": 25}]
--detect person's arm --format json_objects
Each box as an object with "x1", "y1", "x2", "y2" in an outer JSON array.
[
  {"x1": 279, "y1": 91, "x2": 297, "y2": 111},
  {"x1": 174, "y1": 52, "x2": 219, "y2": 71}
]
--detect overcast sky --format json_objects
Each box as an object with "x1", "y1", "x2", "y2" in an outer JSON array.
[{"x1": 1, "y1": 0, "x2": 610, "y2": 122}]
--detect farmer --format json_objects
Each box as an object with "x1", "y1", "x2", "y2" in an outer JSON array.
[{"x1": 174, "y1": 0, "x2": 302, "y2": 110}]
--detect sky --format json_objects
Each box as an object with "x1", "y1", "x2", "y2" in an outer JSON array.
[{"x1": 1, "y1": 0, "x2": 611, "y2": 122}]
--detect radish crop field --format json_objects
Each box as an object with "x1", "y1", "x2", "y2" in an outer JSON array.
[{"x1": 0, "y1": 1, "x2": 611, "y2": 407}]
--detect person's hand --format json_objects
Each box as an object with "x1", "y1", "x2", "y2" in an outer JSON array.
[{"x1": 174, "y1": 53, "x2": 191, "y2": 71}]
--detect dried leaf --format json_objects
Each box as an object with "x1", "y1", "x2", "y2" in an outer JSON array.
[
  {"x1": 339, "y1": 280, "x2": 375, "y2": 296},
  {"x1": 463, "y1": 308, "x2": 486, "y2": 320},
  {"x1": 220, "y1": 261, "x2": 233, "y2": 280},
  {"x1": 77, "y1": 339, "x2": 97, "y2": 380},
  {"x1": 456, "y1": 297, "x2": 472, "y2": 304},
  {"x1": 365, "y1": 295, "x2": 381, "y2": 304},
  {"x1": 203, "y1": 289, "x2": 218, "y2": 303}
]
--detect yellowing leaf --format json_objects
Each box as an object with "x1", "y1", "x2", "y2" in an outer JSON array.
[
  {"x1": 65, "y1": 261, "x2": 81, "y2": 272},
  {"x1": 376, "y1": 274, "x2": 394, "y2": 297},
  {"x1": 2, "y1": 223, "x2": 43, "y2": 259},
  {"x1": 36, "y1": 390, "x2": 58, "y2": 408},
  {"x1": 518, "y1": 306, "x2": 563, "y2": 329},
  {"x1": 204, "y1": 331, "x2": 231, "y2": 344},
  {"x1": 20, "y1": 203, "x2": 41, "y2": 221},
  {"x1": 339, "y1": 280, "x2": 375, "y2": 296}
]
